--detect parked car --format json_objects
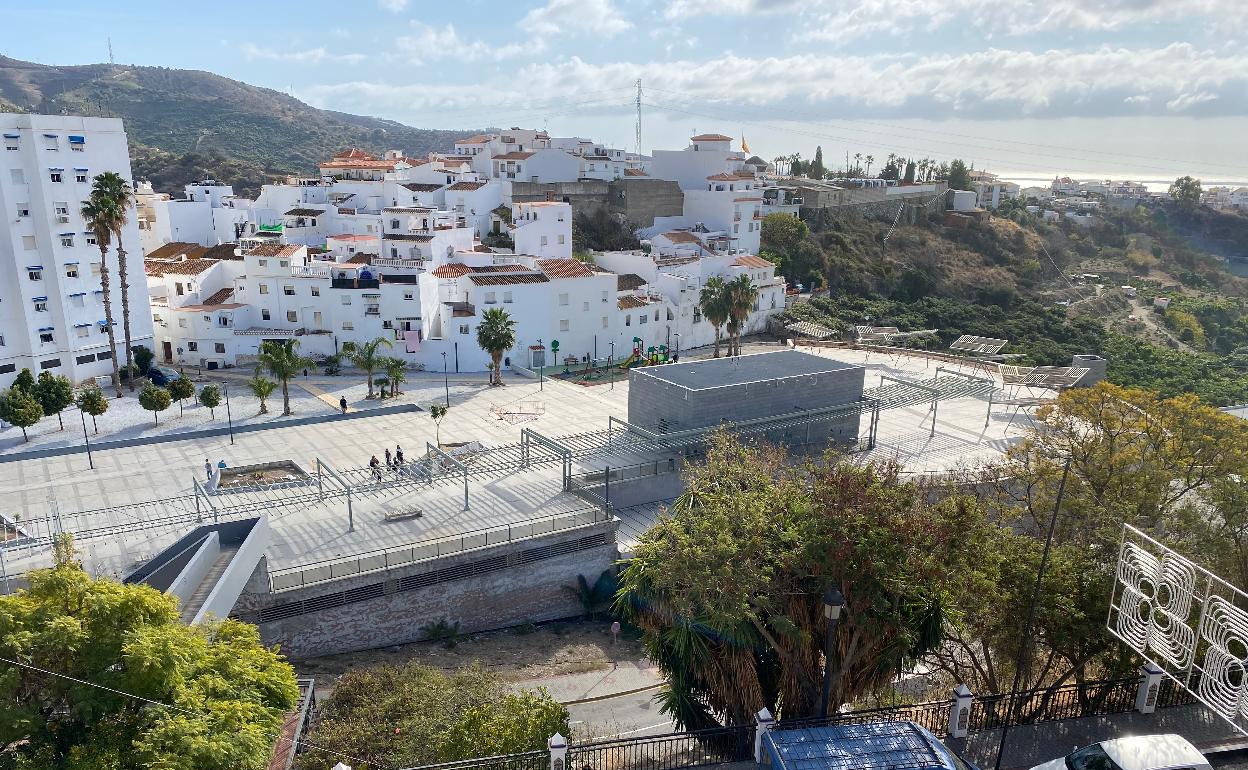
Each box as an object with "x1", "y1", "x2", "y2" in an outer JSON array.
[
  {"x1": 1029, "y1": 734, "x2": 1210, "y2": 770},
  {"x1": 147, "y1": 366, "x2": 182, "y2": 387}
]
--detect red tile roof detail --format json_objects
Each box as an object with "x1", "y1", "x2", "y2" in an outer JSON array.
[
  {"x1": 624, "y1": 168, "x2": 648, "y2": 176},
  {"x1": 691, "y1": 133, "x2": 733, "y2": 142},
  {"x1": 449, "y1": 181, "x2": 488, "y2": 191},
  {"x1": 537, "y1": 259, "x2": 595, "y2": 279},
  {"x1": 327, "y1": 234, "x2": 377, "y2": 242},
  {"x1": 456, "y1": 135, "x2": 493, "y2": 144},
  {"x1": 733, "y1": 254, "x2": 774, "y2": 269},
  {"x1": 707, "y1": 173, "x2": 738, "y2": 181},
  {"x1": 202, "y1": 287, "x2": 234, "y2": 305},
  {"x1": 617, "y1": 296, "x2": 650, "y2": 310},
  {"x1": 493, "y1": 151, "x2": 534, "y2": 161},
  {"x1": 468, "y1": 273, "x2": 551, "y2": 286},
  {"x1": 334, "y1": 148, "x2": 377, "y2": 160},
  {"x1": 432, "y1": 263, "x2": 473, "y2": 278},
  {"x1": 660, "y1": 230, "x2": 702, "y2": 244}
]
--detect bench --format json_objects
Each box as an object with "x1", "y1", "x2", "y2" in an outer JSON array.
[{"x1": 383, "y1": 508, "x2": 424, "y2": 523}]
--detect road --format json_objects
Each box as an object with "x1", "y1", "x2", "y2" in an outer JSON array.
[{"x1": 568, "y1": 686, "x2": 675, "y2": 741}]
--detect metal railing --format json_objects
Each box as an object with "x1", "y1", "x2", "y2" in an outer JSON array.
[
  {"x1": 267, "y1": 507, "x2": 610, "y2": 592},
  {"x1": 775, "y1": 699, "x2": 952, "y2": 735},
  {"x1": 399, "y1": 751, "x2": 548, "y2": 770},
  {"x1": 568, "y1": 724, "x2": 753, "y2": 770}
]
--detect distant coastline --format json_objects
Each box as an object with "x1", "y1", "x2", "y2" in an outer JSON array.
[{"x1": 1002, "y1": 176, "x2": 1248, "y2": 195}]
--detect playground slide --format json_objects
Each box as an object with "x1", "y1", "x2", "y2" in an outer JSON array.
[{"x1": 618, "y1": 353, "x2": 642, "y2": 369}]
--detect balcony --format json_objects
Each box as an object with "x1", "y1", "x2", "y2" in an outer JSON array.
[{"x1": 331, "y1": 277, "x2": 380, "y2": 290}]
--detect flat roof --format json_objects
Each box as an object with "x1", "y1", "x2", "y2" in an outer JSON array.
[{"x1": 632, "y1": 350, "x2": 860, "y2": 391}]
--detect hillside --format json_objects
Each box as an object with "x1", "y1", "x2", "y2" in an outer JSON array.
[{"x1": 0, "y1": 56, "x2": 473, "y2": 196}]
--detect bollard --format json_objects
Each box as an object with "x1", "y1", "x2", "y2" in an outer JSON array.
[
  {"x1": 1136, "y1": 663, "x2": 1164, "y2": 714},
  {"x1": 548, "y1": 732, "x2": 567, "y2": 770},
  {"x1": 948, "y1": 683, "x2": 973, "y2": 739},
  {"x1": 754, "y1": 707, "x2": 775, "y2": 763}
]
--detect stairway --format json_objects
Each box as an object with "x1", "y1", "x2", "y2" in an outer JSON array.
[{"x1": 180, "y1": 544, "x2": 240, "y2": 623}]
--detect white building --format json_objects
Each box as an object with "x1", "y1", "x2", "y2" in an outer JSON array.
[
  {"x1": 0, "y1": 114, "x2": 155, "y2": 388},
  {"x1": 648, "y1": 134, "x2": 762, "y2": 255}
]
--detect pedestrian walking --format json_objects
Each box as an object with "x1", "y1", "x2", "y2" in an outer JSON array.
[
  {"x1": 339, "y1": 396, "x2": 348, "y2": 414},
  {"x1": 395, "y1": 445, "x2": 404, "y2": 464},
  {"x1": 385, "y1": 448, "x2": 393, "y2": 468},
  {"x1": 205, "y1": 458, "x2": 212, "y2": 483},
  {"x1": 369, "y1": 455, "x2": 381, "y2": 482}
]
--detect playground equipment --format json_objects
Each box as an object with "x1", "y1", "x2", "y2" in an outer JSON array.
[{"x1": 489, "y1": 401, "x2": 546, "y2": 425}]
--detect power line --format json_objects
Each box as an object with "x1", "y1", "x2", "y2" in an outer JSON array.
[{"x1": 0, "y1": 654, "x2": 388, "y2": 770}]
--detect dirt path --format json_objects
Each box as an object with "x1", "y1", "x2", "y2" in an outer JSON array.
[{"x1": 1131, "y1": 297, "x2": 1195, "y2": 352}]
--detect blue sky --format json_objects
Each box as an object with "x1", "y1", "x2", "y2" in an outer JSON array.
[{"x1": 7, "y1": 0, "x2": 1248, "y2": 182}]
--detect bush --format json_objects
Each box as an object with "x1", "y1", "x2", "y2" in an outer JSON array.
[
  {"x1": 138, "y1": 381, "x2": 172, "y2": 425},
  {"x1": 131, "y1": 345, "x2": 156, "y2": 375},
  {"x1": 0, "y1": 388, "x2": 43, "y2": 441},
  {"x1": 198, "y1": 384, "x2": 222, "y2": 419}
]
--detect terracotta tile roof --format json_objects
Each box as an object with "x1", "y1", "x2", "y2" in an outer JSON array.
[
  {"x1": 402, "y1": 183, "x2": 444, "y2": 192},
  {"x1": 346, "y1": 253, "x2": 374, "y2": 264},
  {"x1": 456, "y1": 134, "x2": 493, "y2": 144},
  {"x1": 707, "y1": 173, "x2": 738, "y2": 181},
  {"x1": 469, "y1": 273, "x2": 550, "y2": 286},
  {"x1": 334, "y1": 148, "x2": 376, "y2": 160},
  {"x1": 493, "y1": 151, "x2": 534, "y2": 161},
  {"x1": 618, "y1": 295, "x2": 650, "y2": 310},
  {"x1": 383, "y1": 233, "x2": 434, "y2": 241},
  {"x1": 175, "y1": 302, "x2": 245, "y2": 311},
  {"x1": 145, "y1": 241, "x2": 208, "y2": 260},
  {"x1": 327, "y1": 234, "x2": 377, "y2": 242},
  {"x1": 245, "y1": 243, "x2": 287, "y2": 257},
  {"x1": 733, "y1": 254, "x2": 774, "y2": 269},
  {"x1": 660, "y1": 230, "x2": 701, "y2": 244},
  {"x1": 284, "y1": 207, "x2": 324, "y2": 217},
  {"x1": 145, "y1": 258, "x2": 220, "y2": 277},
  {"x1": 472, "y1": 264, "x2": 528, "y2": 273},
  {"x1": 201, "y1": 243, "x2": 240, "y2": 261},
  {"x1": 691, "y1": 133, "x2": 733, "y2": 142},
  {"x1": 617, "y1": 273, "x2": 647, "y2": 291},
  {"x1": 448, "y1": 181, "x2": 488, "y2": 191},
  {"x1": 432, "y1": 263, "x2": 473, "y2": 278},
  {"x1": 383, "y1": 206, "x2": 434, "y2": 213},
  {"x1": 537, "y1": 259, "x2": 595, "y2": 279},
  {"x1": 320, "y1": 159, "x2": 399, "y2": 170},
  {"x1": 276, "y1": 245, "x2": 304, "y2": 258},
  {"x1": 624, "y1": 168, "x2": 648, "y2": 176},
  {"x1": 202, "y1": 287, "x2": 235, "y2": 305}
]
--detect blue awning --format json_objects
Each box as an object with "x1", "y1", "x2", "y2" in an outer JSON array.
[
  {"x1": 73, "y1": 167, "x2": 88, "y2": 171},
  {"x1": 25, "y1": 265, "x2": 44, "y2": 270},
  {"x1": 48, "y1": 167, "x2": 64, "y2": 171},
  {"x1": 32, "y1": 296, "x2": 48, "y2": 302},
  {"x1": 3, "y1": 133, "x2": 18, "y2": 139},
  {"x1": 59, "y1": 232, "x2": 75, "y2": 237},
  {"x1": 74, "y1": 323, "x2": 91, "y2": 328},
  {"x1": 68, "y1": 135, "x2": 84, "y2": 143},
  {"x1": 64, "y1": 260, "x2": 79, "y2": 265},
  {"x1": 38, "y1": 327, "x2": 54, "y2": 332},
  {"x1": 68, "y1": 292, "x2": 86, "y2": 297},
  {"x1": 43, "y1": 133, "x2": 57, "y2": 138}
]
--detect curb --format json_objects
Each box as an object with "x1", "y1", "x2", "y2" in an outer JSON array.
[{"x1": 560, "y1": 681, "x2": 663, "y2": 706}]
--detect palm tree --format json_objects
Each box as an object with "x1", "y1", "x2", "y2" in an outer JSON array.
[
  {"x1": 853, "y1": 153, "x2": 863, "y2": 175},
  {"x1": 341, "y1": 337, "x2": 393, "y2": 399},
  {"x1": 79, "y1": 195, "x2": 123, "y2": 398},
  {"x1": 383, "y1": 356, "x2": 407, "y2": 397},
  {"x1": 91, "y1": 173, "x2": 137, "y2": 390},
  {"x1": 865, "y1": 155, "x2": 875, "y2": 177},
  {"x1": 698, "y1": 277, "x2": 730, "y2": 358},
  {"x1": 257, "y1": 339, "x2": 314, "y2": 416},
  {"x1": 246, "y1": 372, "x2": 277, "y2": 415},
  {"x1": 476, "y1": 308, "x2": 517, "y2": 385},
  {"x1": 726, "y1": 274, "x2": 759, "y2": 357}
]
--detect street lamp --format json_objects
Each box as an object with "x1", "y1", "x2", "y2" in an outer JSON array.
[
  {"x1": 77, "y1": 407, "x2": 93, "y2": 470},
  {"x1": 673, "y1": 333, "x2": 681, "y2": 362},
  {"x1": 608, "y1": 341, "x2": 615, "y2": 390},
  {"x1": 537, "y1": 338, "x2": 544, "y2": 392},
  {"x1": 819, "y1": 586, "x2": 846, "y2": 719},
  {"x1": 223, "y1": 383, "x2": 234, "y2": 445},
  {"x1": 441, "y1": 351, "x2": 449, "y2": 406}
]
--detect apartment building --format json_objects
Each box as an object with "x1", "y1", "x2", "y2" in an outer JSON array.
[{"x1": 0, "y1": 114, "x2": 154, "y2": 388}]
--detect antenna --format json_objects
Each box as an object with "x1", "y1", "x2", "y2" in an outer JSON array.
[
  {"x1": 108, "y1": 37, "x2": 114, "y2": 65},
  {"x1": 634, "y1": 78, "x2": 642, "y2": 157}
]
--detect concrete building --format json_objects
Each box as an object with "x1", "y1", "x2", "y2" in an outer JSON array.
[
  {"x1": 627, "y1": 349, "x2": 865, "y2": 443},
  {"x1": 0, "y1": 114, "x2": 154, "y2": 387}
]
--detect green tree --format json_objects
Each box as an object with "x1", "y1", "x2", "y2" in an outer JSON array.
[
  {"x1": 430, "y1": 403, "x2": 449, "y2": 446},
  {"x1": 724, "y1": 273, "x2": 759, "y2": 357},
  {"x1": 91, "y1": 172, "x2": 138, "y2": 391},
  {"x1": 321, "y1": 353, "x2": 342, "y2": 376},
  {"x1": 571, "y1": 208, "x2": 641, "y2": 253},
  {"x1": 698, "y1": 276, "x2": 730, "y2": 358},
  {"x1": 476, "y1": 308, "x2": 518, "y2": 386},
  {"x1": 11, "y1": 368, "x2": 35, "y2": 395},
  {"x1": 1168, "y1": 175, "x2": 1202, "y2": 209},
  {"x1": 383, "y1": 356, "x2": 408, "y2": 397},
  {"x1": 617, "y1": 432, "x2": 987, "y2": 727},
  {"x1": 341, "y1": 337, "x2": 393, "y2": 399},
  {"x1": 810, "y1": 146, "x2": 825, "y2": 179},
  {"x1": 293, "y1": 663, "x2": 567, "y2": 770},
  {"x1": 137, "y1": 381, "x2": 172, "y2": 425},
  {"x1": 246, "y1": 372, "x2": 277, "y2": 415},
  {"x1": 198, "y1": 384, "x2": 222, "y2": 419},
  {"x1": 257, "y1": 339, "x2": 314, "y2": 416},
  {"x1": 0, "y1": 561, "x2": 298, "y2": 770},
  {"x1": 75, "y1": 384, "x2": 108, "y2": 433},
  {"x1": 167, "y1": 375, "x2": 195, "y2": 417},
  {"x1": 760, "y1": 212, "x2": 809, "y2": 257},
  {"x1": 33, "y1": 371, "x2": 74, "y2": 431},
  {"x1": 80, "y1": 195, "x2": 124, "y2": 398},
  {"x1": 131, "y1": 345, "x2": 155, "y2": 375},
  {"x1": 567, "y1": 569, "x2": 617, "y2": 619},
  {"x1": 947, "y1": 159, "x2": 972, "y2": 191},
  {"x1": 0, "y1": 388, "x2": 44, "y2": 442}
]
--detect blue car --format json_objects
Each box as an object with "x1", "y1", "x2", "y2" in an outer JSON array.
[{"x1": 147, "y1": 366, "x2": 182, "y2": 387}]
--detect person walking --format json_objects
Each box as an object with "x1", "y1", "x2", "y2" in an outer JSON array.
[
  {"x1": 369, "y1": 455, "x2": 381, "y2": 482},
  {"x1": 205, "y1": 458, "x2": 212, "y2": 483},
  {"x1": 395, "y1": 445, "x2": 404, "y2": 464},
  {"x1": 339, "y1": 396, "x2": 348, "y2": 414},
  {"x1": 384, "y1": 448, "x2": 393, "y2": 468}
]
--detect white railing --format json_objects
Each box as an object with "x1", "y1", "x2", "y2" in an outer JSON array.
[{"x1": 291, "y1": 266, "x2": 330, "y2": 279}]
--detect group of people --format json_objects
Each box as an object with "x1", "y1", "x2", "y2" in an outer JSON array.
[{"x1": 368, "y1": 445, "x2": 405, "y2": 481}]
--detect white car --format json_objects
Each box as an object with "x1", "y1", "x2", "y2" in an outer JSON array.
[{"x1": 1030, "y1": 734, "x2": 1210, "y2": 770}]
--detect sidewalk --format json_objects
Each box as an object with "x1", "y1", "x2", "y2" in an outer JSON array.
[{"x1": 513, "y1": 659, "x2": 663, "y2": 704}]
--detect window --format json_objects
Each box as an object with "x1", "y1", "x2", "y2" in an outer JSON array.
[
  {"x1": 0, "y1": 336, "x2": 4, "y2": 347},
  {"x1": 559, "y1": 319, "x2": 569, "y2": 332},
  {"x1": 39, "y1": 332, "x2": 54, "y2": 344},
  {"x1": 310, "y1": 219, "x2": 317, "y2": 227},
  {"x1": 341, "y1": 295, "x2": 351, "y2": 305},
  {"x1": 261, "y1": 309, "x2": 271, "y2": 321},
  {"x1": 68, "y1": 136, "x2": 84, "y2": 151},
  {"x1": 85, "y1": 233, "x2": 96, "y2": 246},
  {"x1": 601, "y1": 291, "x2": 608, "y2": 303},
  {"x1": 390, "y1": 247, "x2": 399, "y2": 258},
  {"x1": 75, "y1": 172, "x2": 88, "y2": 183},
  {"x1": 582, "y1": 301, "x2": 589, "y2": 311},
  {"x1": 28, "y1": 268, "x2": 42, "y2": 281},
  {"x1": 44, "y1": 135, "x2": 58, "y2": 150},
  {"x1": 3, "y1": 136, "x2": 17, "y2": 151},
  {"x1": 60, "y1": 235, "x2": 74, "y2": 248},
  {"x1": 34, "y1": 301, "x2": 47, "y2": 312},
  {"x1": 69, "y1": 295, "x2": 84, "y2": 307},
  {"x1": 258, "y1": 259, "x2": 268, "y2": 267},
  {"x1": 203, "y1": 315, "x2": 210, "y2": 322},
  {"x1": 259, "y1": 284, "x2": 269, "y2": 294},
  {"x1": 311, "y1": 287, "x2": 320, "y2": 297},
  {"x1": 541, "y1": 236, "x2": 549, "y2": 247},
  {"x1": 390, "y1": 219, "x2": 400, "y2": 229},
  {"x1": 283, "y1": 285, "x2": 294, "y2": 296},
  {"x1": 639, "y1": 314, "x2": 647, "y2": 324},
  {"x1": 40, "y1": 358, "x2": 60, "y2": 370},
  {"x1": 54, "y1": 202, "x2": 69, "y2": 223},
  {"x1": 313, "y1": 311, "x2": 322, "y2": 326},
  {"x1": 654, "y1": 310, "x2": 660, "y2": 321},
  {"x1": 484, "y1": 291, "x2": 497, "y2": 304},
  {"x1": 76, "y1": 326, "x2": 89, "y2": 339},
  {"x1": 286, "y1": 311, "x2": 298, "y2": 322},
  {"x1": 187, "y1": 341, "x2": 198, "y2": 352},
  {"x1": 558, "y1": 234, "x2": 565, "y2": 245},
  {"x1": 16, "y1": 206, "x2": 29, "y2": 218},
  {"x1": 504, "y1": 291, "x2": 513, "y2": 303},
  {"x1": 403, "y1": 291, "x2": 414, "y2": 301},
  {"x1": 217, "y1": 315, "x2": 229, "y2": 327},
  {"x1": 23, "y1": 235, "x2": 36, "y2": 251},
  {"x1": 459, "y1": 324, "x2": 470, "y2": 335},
  {"x1": 65, "y1": 265, "x2": 78, "y2": 279},
  {"x1": 602, "y1": 316, "x2": 609, "y2": 328},
  {"x1": 178, "y1": 318, "x2": 187, "y2": 328},
  {"x1": 175, "y1": 283, "x2": 184, "y2": 296},
  {"x1": 10, "y1": 169, "x2": 24, "y2": 184},
  {"x1": 49, "y1": 171, "x2": 62, "y2": 183},
  {"x1": 625, "y1": 315, "x2": 631, "y2": 326},
  {"x1": 559, "y1": 293, "x2": 569, "y2": 306},
  {"x1": 342, "y1": 321, "x2": 354, "y2": 330},
  {"x1": 215, "y1": 343, "x2": 226, "y2": 354}
]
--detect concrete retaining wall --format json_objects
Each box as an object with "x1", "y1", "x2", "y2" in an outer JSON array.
[{"x1": 165, "y1": 532, "x2": 220, "y2": 610}]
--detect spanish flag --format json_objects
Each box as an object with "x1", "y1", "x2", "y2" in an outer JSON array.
[{"x1": 741, "y1": 135, "x2": 750, "y2": 153}]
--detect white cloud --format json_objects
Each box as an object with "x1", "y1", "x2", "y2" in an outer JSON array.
[
  {"x1": 391, "y1": 23, "x2": 534, "y2": 64},
  {"x1": 520, "y1": 0, "x2": 633, "y2": 37},
  {"x1": 1166, "y1": 91, "x2": 1218, "y2": 111},
  {"x1": 240, "y1": 43, "x2": 366, "y2": 65},
  {"x1": 378, "y1": 0, "x2": 408, "y2": 12}
]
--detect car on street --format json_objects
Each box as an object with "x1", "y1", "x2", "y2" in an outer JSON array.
[
  {"x1": 147, "y1": 366, "x2": 182, "y2": 387},
  {"x1": 1029, "y1": 734, "x2": 1210, "y2": 770}
]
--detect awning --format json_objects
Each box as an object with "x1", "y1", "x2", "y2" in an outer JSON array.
[
  {"x1": 74, "y1": 323, "x2": 91, "y2": 328},
  {"x1": 48, "y1": 167, "x2": 64, "y2": 171},
  {"x1": 38, "y1": 326, "x2": 54, "y2": 332},
  {"x1": 32, "y1": 296, "x2": 48, "y2": 302},
  {"x1": 68, "y1": 292, "x2": 86, "y2": 297},
  {"x1": 68, "y1": 136, "x2": 85, "y2": 143},
  {"x1": 43, "y1": 133, "x2": 57, "y2": 138},
  {"x1": 73, "y1": 167, "x2": 88, "y2": 171},
  {"x1": 3, "y1": 133, "x2": 18, "y2": 139},
  {"x1": 59, "y1": 232, "x2": 75, "y2": 237},
  {"x1": 25, "y1": 265, "x2": 44, "y2": 270},
  {"x1": 64, "y1": 260, "x2": 79, "y2": 265}
]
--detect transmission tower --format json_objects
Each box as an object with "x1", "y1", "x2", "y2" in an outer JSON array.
[
  {"x1": 108, "y1": 37, "x2": 114, "y2": 65},
  {"x1": 634, "y1": 79, "x2": 642, "y2": 157}
]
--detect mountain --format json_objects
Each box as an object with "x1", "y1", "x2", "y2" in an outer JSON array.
[{"x1": 0, "y1": 56, "x2": 474, "y2": 196}]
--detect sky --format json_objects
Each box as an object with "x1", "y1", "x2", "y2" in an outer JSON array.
[{"x1": 6, "y1": 0, "x2": 1248, "y2": 185}]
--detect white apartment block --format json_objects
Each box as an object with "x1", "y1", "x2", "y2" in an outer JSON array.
[
  {"x1": 0, "y1": 114, "x2": 154, "y2": 388},
  {"x1": 648, "y1": 134, "x2": 763, "y2": 256}
]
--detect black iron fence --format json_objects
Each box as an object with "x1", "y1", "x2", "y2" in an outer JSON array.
[
  {"x1": 567, "y1": 724, "x2": 754, "y2": 770},
  {"x1": 399, "y1": 750, "x2": 549, "y2": 770},
  {"x1": 968, "y1": 676, "x2": 1141, "y2": 731},
  {"x1": 773, "y1": 699, "x2": 951, "y2": 735}
]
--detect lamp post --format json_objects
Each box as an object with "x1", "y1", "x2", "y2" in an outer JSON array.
[
  {"x1": 441, "y1": 352, "x2": 449, "y2": 406},
  {"x1": 223, "y1": 383, "x2": 234, "y2": 445},
  {"x1": 77, "y1": 407, "x2": 93, "y2": 470},
  {"x1": 674, "y1": 333, "x2": 681, "y2": 362},
  {"x1": 819, "y1": 586, "x2": 846, "y2": 719},
  {"x1": 537, "y1": 338, "x2": 544, "y2": 392},
  {"x1": 608, "y1": 341, "x2": 615, "y2": 390}
]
